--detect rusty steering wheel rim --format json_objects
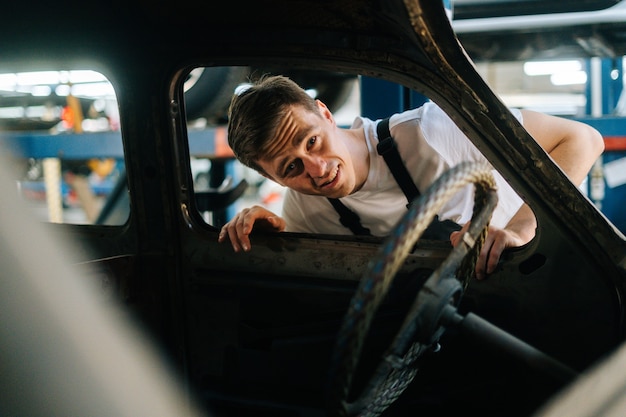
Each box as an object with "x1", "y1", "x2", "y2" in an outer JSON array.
[{"x1": 327, "y1": 161, "x2": 499, "y2": 417}]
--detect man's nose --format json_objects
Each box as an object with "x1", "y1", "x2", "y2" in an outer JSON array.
[{"x1": 303, "y1": 156, "x2": 326, "y2": 178}]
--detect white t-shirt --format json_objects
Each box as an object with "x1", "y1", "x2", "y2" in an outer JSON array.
[{"x1": 281, "y1": 102, "x2": 524, "y2": 236}]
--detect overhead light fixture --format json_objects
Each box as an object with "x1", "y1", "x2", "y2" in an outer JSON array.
[
  {"x1": 71, "y1": 82, "x2": 116, "y2": 98},
  {"x1": 550, "y1": 71, "x2": 588, "y2": 86},
  {"x1": 16, "y1": 71, "x2": 60, "y2": 86},
  {"x1": 0, "y1": 73, "x2": 17, "y2": 90},
  {"x1": 0, "y1": 70, "x2": 111, "y2": 94},
  {"x1": 523, "y1": 60, "x2": 583, "y2": 76}
]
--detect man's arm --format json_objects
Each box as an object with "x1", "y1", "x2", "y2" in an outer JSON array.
[
  {"x1": 521, "y1": 109, "x2": 605, "y2": 186},
  {"x1": 453, "y1": 110, "x2": 605, "y2": 279}
]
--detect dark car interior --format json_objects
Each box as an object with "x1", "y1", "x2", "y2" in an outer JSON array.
[{"x1": 2, "y1": 1, "x2": 626, "y2": 416}]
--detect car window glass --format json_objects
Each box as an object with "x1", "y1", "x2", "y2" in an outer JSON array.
[{"x1": 0, "y1": 69, "x2": 127, "y2": 225}]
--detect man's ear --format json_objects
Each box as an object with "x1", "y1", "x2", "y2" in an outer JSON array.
[{"x1": 316, "y1": 99, "x2": 335, "y2": 125}]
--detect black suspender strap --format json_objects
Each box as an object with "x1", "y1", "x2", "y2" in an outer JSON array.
[
  {"x1": 326, "y1": 118, "x2": 400, "y2": 237},
  {"x1": 327, "y1": 117, "x2": 462, "y2": 239},
  {"x1": 375, "y1": 118, "x2": 420, "y2": 206},
  {"x1": 327, "y1": 197, "x2": 371, "y2": 236}
]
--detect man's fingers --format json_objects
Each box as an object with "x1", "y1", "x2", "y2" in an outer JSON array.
[
  {"x1": 486, "y1": 242, "x2": 504, "y2": 275},
  {"x1": 450, "y1": 231, "x2": 461, "y2": 247},
  {"x1": 217, "y1": 206, "x2": 284, "y2": 253},
  {"x1": 266, "y1": 216, "x2": 286, "y2": 231},
  {"x1": 216, "y1": 215, "x2": 248, "y2": 252},
  {"x1": 227, "y1": 223, "x2": 243, "y2": 252},
  {"x1": 235, "y1": 214, "x2": 252, "y2": 251},
  {"x1": 475, "y1": 228, "x2": 508, "y2": 279},
  {"x1": 267, "y1": 216, "x2": 279, "y2": 228},
  {"x1": 449, "y1": 222, "x2": 469, "y2": 247},
  {"x1": 475, "y1": 240, "x2": 491, "y2": 280},
  {"x1": 217, "y1": 226, "x2": 227, "y2": 243}
]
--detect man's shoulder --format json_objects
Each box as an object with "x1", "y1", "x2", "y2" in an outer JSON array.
[
  {"x1": 390, "y1": 102, "x2": 443, "y2": 128},
  {"x1": 355, "y1": 104, "x2": 430, "y2": 131}
]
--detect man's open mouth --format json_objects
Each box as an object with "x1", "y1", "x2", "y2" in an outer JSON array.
[{"x1": 320, "y1": 166, "x2": 339, "y2": 189}]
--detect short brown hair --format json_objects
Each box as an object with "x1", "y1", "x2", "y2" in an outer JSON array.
[{"x1": 227, "y1": 75, "x2": 319, "y2": 174}]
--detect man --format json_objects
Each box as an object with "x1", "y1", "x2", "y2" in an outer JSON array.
[{"x1": 218, "y1": 75, "x2": 604, "y2": 279}]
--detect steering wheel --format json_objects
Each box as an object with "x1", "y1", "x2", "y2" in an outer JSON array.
[{"x1": 327, "y1": 161, "x2": 499, "y2": 417}]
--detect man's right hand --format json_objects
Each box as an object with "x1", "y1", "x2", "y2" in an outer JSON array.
[{"x1": 218, "y1": 205, "x2": 286, "y2": 252}]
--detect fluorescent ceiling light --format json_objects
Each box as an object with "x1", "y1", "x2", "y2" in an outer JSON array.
[
  {"x1": 524, "y1": 60, "x2": 583, "y2": 76},
  {"x1": 0, "y1": 70, "x2": 109, "y2": 90},
  {"x1": 71, "y1": 82, "x2": 115, "y2": 97},
  {"x1": 67, "y1": 70, "x2": 108, "y2": 84},
  {"x1": 55, "y1": 85, "x2": 71, "y2": 96},
  {"x1": 31, "y1": 85, "x2": 52, "y2": 97},
  {"x1": 16, "y1": 71, "x2": 60, "y2": 85},
  {"x1": 0, "y1": 73, "x2": 17, "y2": 90},
  {"x1": 551, "y1": 71, "x2": 588, "y2": 86}
]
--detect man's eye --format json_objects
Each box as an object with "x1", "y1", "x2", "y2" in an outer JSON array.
[
  {"x1": 285, "y1": 160, "x2": 300, "y2": 176},
  {"x1": 307, "y1": 137, "x2": 317, "y2": 148}
]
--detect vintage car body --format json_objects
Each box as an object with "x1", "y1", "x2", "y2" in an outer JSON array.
[{"x1": 1, "y1": 0, "x2": 626, "y2": 416}]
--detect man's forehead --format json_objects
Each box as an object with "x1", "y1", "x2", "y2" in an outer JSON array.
[{"x1": 261, "y1": 105, "x2": 316, "y2": 159}]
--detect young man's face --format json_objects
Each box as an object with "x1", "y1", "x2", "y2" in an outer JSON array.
[{"x1": 256, "y1": 101, "x2": 364, "y2": 198}]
